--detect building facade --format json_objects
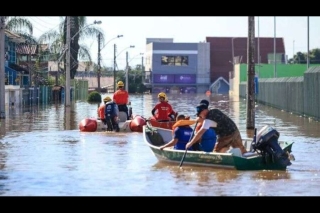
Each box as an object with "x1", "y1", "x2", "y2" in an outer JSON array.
[
  {"x1": 144, "y1": 39, "x2": 210, "y2": 94},
  {"x1": 206, "y1": 37, "x2": 286, "y2": 83}
]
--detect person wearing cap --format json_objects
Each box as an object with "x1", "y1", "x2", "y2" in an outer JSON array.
[
  {"x1": 113, "y1": 81, "x2": 130, "y2": 120},
  {"x1": 186, "y1": 99, "x2": 247, "y2": 155},
  {"x1": 104, "y1": 96, "x2": 120, "y2": 132},
  {"x1": 97, "y1": 96, "x2": 111, "y2": 125},
  {"x1": 151, "y1": 92, "x2": 177, "y2": 121}
]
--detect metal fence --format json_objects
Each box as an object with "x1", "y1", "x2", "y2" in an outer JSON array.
[
  {"x1": 239, "y1": 67, "x2": 320, "y2": 121},
  {"x1": 20, "y1": 79, "x2": 89, "y2": 106}
]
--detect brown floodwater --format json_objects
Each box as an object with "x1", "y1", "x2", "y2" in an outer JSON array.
[{"x1": 0, "y1": 93, "x2": 319, "y2": 196}]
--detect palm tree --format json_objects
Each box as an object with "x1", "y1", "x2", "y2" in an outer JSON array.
[
  {"x1": 39, "y1": 16, "x2": 105, "y2": 79},
  {"x1": 4, "y1": 16, "x2": 33, "y2": 35}
]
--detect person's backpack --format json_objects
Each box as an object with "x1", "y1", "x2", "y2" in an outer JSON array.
[{"x1": 105, "y1": 102, "x2": 116, "y2": 119}]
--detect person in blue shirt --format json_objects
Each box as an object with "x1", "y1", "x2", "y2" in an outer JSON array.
[
  {"x1": 159, "y1": 114, "x2": 194, "y2": 151},
  {"x1": 189, "y1": 99, "x2": 217, "y2": 152}
]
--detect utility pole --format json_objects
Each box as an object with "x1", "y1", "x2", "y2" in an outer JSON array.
[
  {"x1": 307, "y1": 16, "x2": 309, "y2": 69},
  {"x1": 125, "y1": 51, "x2": 129, "y2": 91},
  {"x1": 246, "y1": 16, "x2": 255, "y2": 130},
  {"x1": 97, "y1": 33, "x2": 101, "y2": 93},
  {"x1": 293, "y1": 40, "x2": 295, "y2": 63},
  {"x1": 113, "y1": 43, "x2": 117, "y2": 92},
  {"x1": 65, "y1": 16, "x2": 71, "y2": 107},
  {"x1": 0, "y1": 16, "x2": 5, "y2": 119},
  {"x1": 257, "y1": 16, "x2": 260, "y2": 76},
  {"x1": 274, "y1": 16, "x2": 277, "y2": 78},
  {"x1": 141, "y1": 56, "x2": 144, "y2": 83}
]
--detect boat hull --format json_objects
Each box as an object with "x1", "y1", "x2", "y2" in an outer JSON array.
[
  {"x1": 143, "y1": 125, "x2": 294, "y2": 171},
  {"x1": 79, "y1": 114, "x2": 146, "y2": 133},
  {"x1": 147, "y1": 118, "x2": 176, "y2": 130}
]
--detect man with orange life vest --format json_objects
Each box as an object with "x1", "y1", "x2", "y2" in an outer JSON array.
[
  {"x1": 159, "y1": 114, "x2": 194, "y2": 151},
  {"x1": 151, "y1": 92, "x2": 176, "y2": 122},
  {"x1": 113, "y1": 81, "x2": 130, "y2": 120},
  {"x1": 104, "y1": 96, "x2": 120, "y2": 132}
]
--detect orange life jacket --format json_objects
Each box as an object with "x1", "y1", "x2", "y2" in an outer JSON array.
[{"x1": 172, "y1": 119, "x2": 197, "y2": 134}]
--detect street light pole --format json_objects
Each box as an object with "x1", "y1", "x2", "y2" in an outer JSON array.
[
  {"x1": 114, "y1": 45, "x2": 135, "y2": 92},
  {"x1": 0, "y1": 16, "x2": 5, "y2": 119},
  {"x1": 125, "y1": 51, "x2": 129, "y2": 91},
  {"x1": 293, "y1": 40, "x2": 295, "y2": 63},
  {"x1": 71, "y1": 20, "x2": 102, "y2": 41},
  {"x1": 97, "y1": 33, "x2": 102, "y2": 93},
  {"x1": 307, "y1": 16, "x2": 309, "y2": 69},
  {"x1": 257, "y1": 16, "x2": 260, "y2": 75},
  {"x1": 113, "y1": 44, "x2": 117, "y2": 92},
  {"x1": 274, "y1": 16, "x2": 277, "y2": 78},
  {"x1": 65, "y1": 16, "x2": 71, "y2": 107},
  {"x1": 100, "y1": 35, "x2": 123, "y2": 52}
]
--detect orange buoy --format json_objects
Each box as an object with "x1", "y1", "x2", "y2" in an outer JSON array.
[
  {"x1": 79, "y1": 118, "x2": 98, "y2": 132},
  {"x1": 129, "y1": 115, "x2": 147, "y2": 132}
]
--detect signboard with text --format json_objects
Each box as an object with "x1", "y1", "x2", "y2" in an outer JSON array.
[
  {"x1": 153, "y1": 74, "x2": 175, "y2": 83},
  {"x1": 174, "y1": 74, "x2": 196, "y2": 84}
]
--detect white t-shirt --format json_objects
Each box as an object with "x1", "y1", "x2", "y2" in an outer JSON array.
[{"x1": 198, "y1": 119, "x2": 217, "y2": 131}]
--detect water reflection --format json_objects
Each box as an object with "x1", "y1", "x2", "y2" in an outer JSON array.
[
  {"x1": 252, "y1": 170, "x2": 291, "y2": 180},
  {"x1": 0, "y1": 93, "x2": 320, "y2": 196},
  {"x1": 152, "y1": 162, "x2": 240, "y2": 183}
]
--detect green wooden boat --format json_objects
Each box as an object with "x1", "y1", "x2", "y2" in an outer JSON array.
[{"x1": 143, "y1": 125, "x2": 295, "y2": 171}]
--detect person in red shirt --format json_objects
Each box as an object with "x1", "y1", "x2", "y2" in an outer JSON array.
[
  {"x1": 151, "y1": 92, "x2": 176, "y2": 122},
  {"x1": 113, "y1": 81, "x2": 130, "y2": 120}
]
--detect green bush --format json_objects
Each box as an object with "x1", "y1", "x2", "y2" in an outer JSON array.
[{"x1": 87, "y1": 91, "x2": 101, "y2": 102}]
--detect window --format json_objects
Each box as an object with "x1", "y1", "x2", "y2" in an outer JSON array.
[
  {"x1": 161, "y1": 56, "x2": 189, "y2": 66},
  {"x1": 168, "y1": 56, "x2": 175, "y2": 66},
  {"x1": 161, "y1": 56, "x2": 169, "y2": 65},
  {"x1": 175, "y1": 56, "x2": 182, "y2": 66},
  {"x1": 182, "y1": 56, "x2": 188, "y2": 66}
]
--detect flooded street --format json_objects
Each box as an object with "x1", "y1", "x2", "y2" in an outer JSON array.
[{"x1": 0, "y1": 93, "x2": 320, "y2": 196}]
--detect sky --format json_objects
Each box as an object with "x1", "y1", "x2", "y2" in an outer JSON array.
[{"x1": 27, "y1": 16, "x2": 319, "y2": 69}]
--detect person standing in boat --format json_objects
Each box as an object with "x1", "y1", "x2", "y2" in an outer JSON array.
[
  {"x1": 186, "y1": 99, "x2": 247, "y2": 154},
  {"x1": 97, "y1": 96, "x2": 112, "y2": 125},
  {"x1": 159, "y1": 114, "x2": 194, "y2": 151},
  {"x1": 104, "y1": 96, "x2": 120, "y2": 132},
  {"x1": 151, "y1": 92, "x2": 177, "y2": 122},
  {"x1": 113, "y1": 81, "x2": 131, "y2": 120}
]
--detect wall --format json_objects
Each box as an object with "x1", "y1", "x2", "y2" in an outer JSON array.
[
  {"x1": 197, "y1": 42, "x2": 210, "y2": 89},
  {"x1": 238, "y1": 67, "x2": 320, "y2": 121},
  {"x1": 206, "y1": 37, "x2": 285, "y2": 83},
  {"x1": 239, "y1": 63, "x2": 320, "y2": 82}
]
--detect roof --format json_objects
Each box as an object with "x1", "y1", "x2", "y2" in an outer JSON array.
[
  {"x1": 16, "y1": 44, "x2": 49, "y2": 55},
  {"x1": 4, "y1": 29, "x2": 25, "y2": 43}
]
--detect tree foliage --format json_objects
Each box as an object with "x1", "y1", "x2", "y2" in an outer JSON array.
[{"x1": 288, "y1": 48, "x2": 320, "y2": 64}]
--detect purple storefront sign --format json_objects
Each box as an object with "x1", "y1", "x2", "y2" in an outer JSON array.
[
  {"x1": 174, "y1": 74, "x2": 196, "y2": 84},
  {"x1": 153, "y1": 74, "x2": 175, "y2": 83}
]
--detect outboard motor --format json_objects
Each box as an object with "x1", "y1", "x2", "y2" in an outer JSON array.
[
  {"x1": 128, "y1": 107, "x2": 133, "y2": 119},
  {"x1": 129, "y1": 115, "x2": 147, "y2": 132},
  {"x1": 252, "y1": 125, "x2": 291, "y2": 167}
]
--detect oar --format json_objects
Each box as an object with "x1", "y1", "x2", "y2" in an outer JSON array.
[{"x1": 179, "y1": 121, "x2": 198, "y2": 168}]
